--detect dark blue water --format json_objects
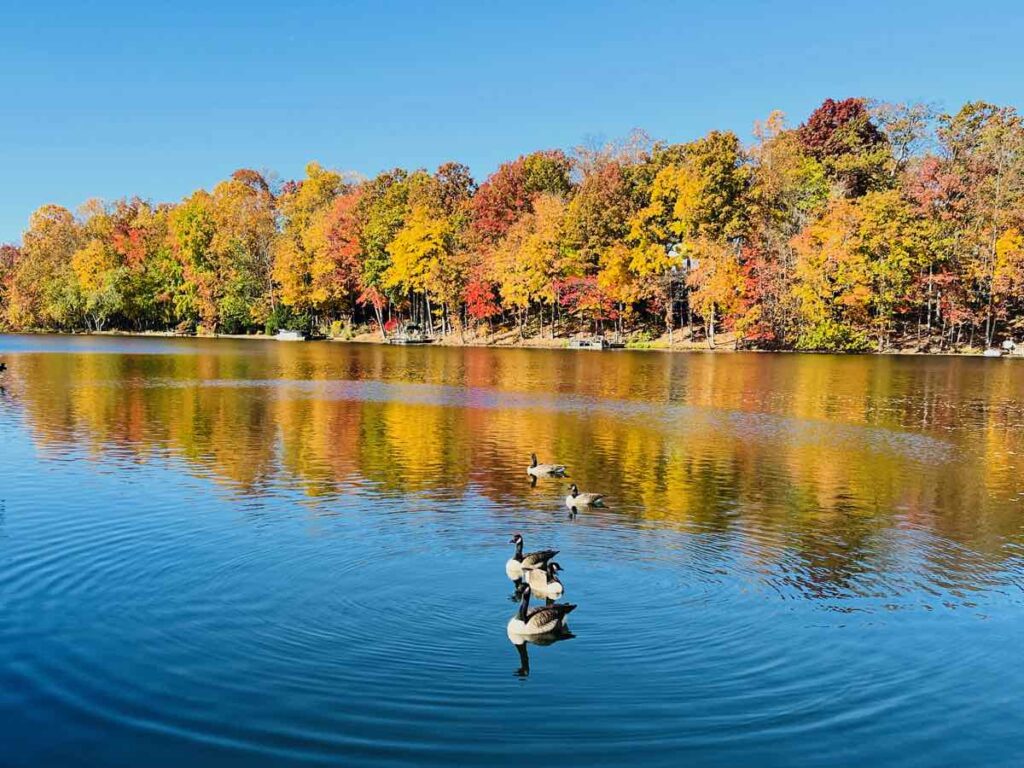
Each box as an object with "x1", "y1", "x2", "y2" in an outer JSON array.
[{"x1": 1, "y1": 335, "x2": 1022, "y2": 766}]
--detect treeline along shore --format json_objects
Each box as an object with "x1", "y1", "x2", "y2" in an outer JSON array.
[{"x1": 3, "y1": 98, "x2": 1024, "y2": 353}]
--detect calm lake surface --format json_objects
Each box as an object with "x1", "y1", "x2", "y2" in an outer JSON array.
[{"x1": 1, "y1": 335, "x2": 1022, "y2": 767}]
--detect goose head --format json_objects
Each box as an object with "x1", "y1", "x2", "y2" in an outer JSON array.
[
  {"x1": 509, "y1": 533, "x2": 525, "y2": 559},
  {"x1": 569, "y1": 484, "x2": 579, "y2": 498},
  {"x1": 530, "y1": 453, "x2": 538, "y2": 467},
  {"x1": 547, "y1": 561, "x2": 563, "y2": 582}
]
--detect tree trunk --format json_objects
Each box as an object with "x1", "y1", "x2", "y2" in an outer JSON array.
[
  {"x1": 926, "y1": 264, "x2": 934, "y2": 335},
  {"x1": 665, "y1": 288, "x2": 673, "y2": 340},
  {"x1": 425, "y1": 293, "x2": 435, "y2": 336}
]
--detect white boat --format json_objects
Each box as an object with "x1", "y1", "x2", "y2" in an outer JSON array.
[
  {"x1": 568, "y1": 336, "x2": 609, "y2": 350},
  {"x1": 275, "y1": 329, "x2": 306, "y2": 342},
  {"x1": 388, "y1": 323, "x2": 432, "y2": 345}
]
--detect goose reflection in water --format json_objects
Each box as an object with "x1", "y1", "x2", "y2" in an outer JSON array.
[{"x1": 508, "y1": 624, "x2": 575, "y2": 678}]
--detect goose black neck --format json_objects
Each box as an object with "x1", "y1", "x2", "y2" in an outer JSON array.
[
  {"x1": 514, "y1": 540, "x2": 523, "y2": 562},
  {"x1": 530, "y1": 454, "x2": 538, "y2": 467},
  {"x1": 517, "y1": 589, "x2": 530, "y2": 621}
]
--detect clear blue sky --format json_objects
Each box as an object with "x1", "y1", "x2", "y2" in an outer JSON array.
[{"x1": 1, "y1": 0, "x2": 1021, "y2": 242}]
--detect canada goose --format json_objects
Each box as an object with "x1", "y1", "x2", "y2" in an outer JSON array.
[
  {"x1": 507, "y1": 585, "x2": 576, "y2": 635},
  {"x1": 523, "y1": 561, "x2": 564, "y2": 598},
  {"x1": 527, "y1": 453, "x2": 568, "y2": 478},
  {"x1": 505, "y1": 533, "x2": 558, "y2": 580},
  {"x1": 566, "y1": 483, "x2": 605, "y2": 509}
]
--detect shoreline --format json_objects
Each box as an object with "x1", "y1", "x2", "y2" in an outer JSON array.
[{"x1": 1, "y1": 328, "x2": 1020, "y2": 359}]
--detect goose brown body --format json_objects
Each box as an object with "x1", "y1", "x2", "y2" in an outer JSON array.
[
  {"x1": 566, "y1": 483, "x2": 605, "y2": 508},
  {"x1": 527, "y1": 453, "x2": 569, "y2": 478},
  {"x1": 507, "y1": 585, "x2": 576, "y2": 635},
  {"x1": 524, "y1": 561, "x2": 564, "y2": 598}
]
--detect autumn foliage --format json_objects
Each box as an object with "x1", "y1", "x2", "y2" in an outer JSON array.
[{"x1": 3, "y1": 98, "x2": 1024, "y2": 352}]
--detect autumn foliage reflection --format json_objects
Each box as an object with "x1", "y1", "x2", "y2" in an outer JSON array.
[{"x1": 6, "y1": 341, "x2": 1024, "y2": 582}]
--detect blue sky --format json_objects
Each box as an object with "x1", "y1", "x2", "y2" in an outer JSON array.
[{"x1": 1, "y1": 0, "x2": 1021, "y2": 242}]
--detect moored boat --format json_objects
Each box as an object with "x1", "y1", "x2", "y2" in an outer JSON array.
[{"x1": 388, "y1": 323, "x2": 432, "y2": 345}]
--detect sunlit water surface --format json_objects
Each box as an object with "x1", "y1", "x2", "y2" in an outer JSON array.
[{"x1": 1, "y1": 335, "x2": 1022, "y2": 766}]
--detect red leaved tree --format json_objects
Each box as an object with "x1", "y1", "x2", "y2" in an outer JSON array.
[
  {"x1": 799, "y1": 98, "x2": 887, "y2": 196},
  {"x1": 463, "y1": 273, "x2": 501, "y2": 336},
  {"x1": 555, "y1": 276, "x2": 617, "y2": 334}
]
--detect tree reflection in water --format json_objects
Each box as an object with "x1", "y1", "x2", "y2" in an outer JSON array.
[{"x1": 3, "y1": 337, "x2": 1024, "y2": 602}]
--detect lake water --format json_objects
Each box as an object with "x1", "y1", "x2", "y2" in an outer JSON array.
[{"x1": 1, "y1": 335, "x2": 1022, "y2": 767}]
